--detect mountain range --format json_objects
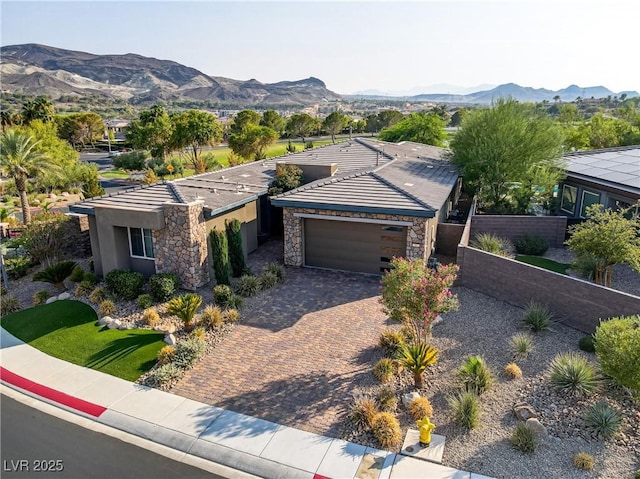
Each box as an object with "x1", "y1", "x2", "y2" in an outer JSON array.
[{"x1": 0, "y1": 43, "x2": 341, "y2": 106}]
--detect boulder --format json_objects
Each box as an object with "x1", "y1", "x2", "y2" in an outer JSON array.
[
  {"x1": 98, "y1": 316, "x2": 112, "y2": 326},
  {"x1": 108, "y1": 319, "x2": 122, "y2": 329},
  {"x1": 45, "y1": 296, "x2": 57, "y2": 304},
  {"x1": 58, "y1": 292, "x2": 71, "y2": 301},
  {"x1": 513, "y1": 402, "x2": 537, "y2": 421},
  {"x1": 403, "y1": 392, "x2": 421, "y2": 408},
  {"x1": 118, "y1": 322, "x2": 129, "y2": 330},
  {"x1": 526, "y1": 418, "x2": 548, "y2": 439},
  {"x1": 164, "y1": 334, "x2": 177, "y2": 346}
]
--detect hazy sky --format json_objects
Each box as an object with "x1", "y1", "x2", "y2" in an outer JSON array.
[{"x1": 2, "y1": 1, "x2": 639, "y2": 94}]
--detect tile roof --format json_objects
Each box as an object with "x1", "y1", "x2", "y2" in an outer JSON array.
[
  {"x1": 70, "y1": 183, "x2": 180, "y2": 214},
  {"x1": 565, "y1": 146, "x2": 640, "y2": 194}
]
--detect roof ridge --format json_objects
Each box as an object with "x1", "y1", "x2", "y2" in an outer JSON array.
[
  {"x1": 271, "y1": 169, "x2": 374, "y2": 199},
  {"x1": 166, "y1": 181, "x2": 188, "y2": 203},
  {"x1": 564, "y1": 145, "x2": 640, "y2": 157},
  {"x1": 354, "y1": 137, "x2": 396, "y2": 161},
  {"x1": 370, "y1": 171, "x2": 436, "y2": 211}
]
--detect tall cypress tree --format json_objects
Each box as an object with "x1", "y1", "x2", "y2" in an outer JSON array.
[
  {"x1": 226, "y1": 219, "x2": 247, "y2": 277},
  {"x1": 209, "y1": 228, "x2": 231, "y2": 285}
]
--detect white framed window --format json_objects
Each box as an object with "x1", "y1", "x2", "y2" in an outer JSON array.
[
  {"x1": 560, "y1": 184, "x2": 577, "y2": 214},
  {"x1": 129, "y1": 228, "x2": 155, "y2": 259},
  {"x1": 580, "y1": 190, "x2": 600, "y2": 218}
]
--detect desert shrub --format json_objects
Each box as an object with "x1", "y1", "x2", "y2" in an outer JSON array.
[
  {"x1": 235, "y1": 274, "x2": 260, "y2": 297},
  {"x1": 21, "y1": 213, "x2": 69, "y2": 264},
  {"x1": 33, "y1": 260, "x2": 77, "y2": 291},
  {"x1": 147, "y1": 273, "x2": 179, "y2": 302},
  {"x1": 448, "y1": 390, "x2": 479, "y2": 429},
  {"x1": 373, "y1": 358, "x2": 395, "y2": 383},
  {"x1": 350, "y1": 394, "x2": 378, "y2": 428},
  {"x1": 209, "y1": 228, "x2": 231, "y2": 285},
  {"x1": 522, "y1": 301, "x2": 553, "y2": 332},
  {"x1": 548, "y1": 352, "x2": 601, "y2": 396},
  {"x1": 471, "y1": 233, "x2": 513, "y2": 256},
  {"x1": 259, "y1": 271, "x2": 279, "y2": 290},
  {"x1": 226, "y1": 219, "x2": 248, "y2": 277},
  {"x1": 190, "y1": 327, "x2": 206, "y2": 341},
  {"x1": 378, "y1": 329, "x2": 405, "y2": 357},
  {"x1": 146, "y1": 363, "x2": 181, "y2": 387},
  {"x1": 584, "y1": 401, "x2": 622, "y2": 438},
  {"x1": 223, "y1": 308, "x2": 240, "y2": 323},
  {"x1": 504, "y1": 363, "x2": 523, "y2": 379},
  {"x1": 573, "y1": 452, "x2": 594, "y2": 471},
  {"x1": 263, "y1": 263, "x2": 285, "y2": 283},
  {"x1": 5, "y1": 256, "x2": 31, "y2": 279},
  {"x1": 509, "y1": 332, "x2": 534, "y2": 358},
  {"x1": 579, "y1": 335, "x2": 596, "y2": 353},
  {"x1": 511, "y1": 423, "x2": 537, "y2": 452},
  {"x1": 142, "y1": 308, "x2": 160, "y2": 326},
  {"x1": 458, "y1": 355, "x2": 494, "y2": 395},
  {"x1": 571, "y1": 253, "x2": 598, "y2": 280},
  {"x1": 371, "y1": 412, "x2": 402, "y2": 448},
  {"x1": 83, "y1": 272, "x2": 99, "y2": 286},
  {"x1": 75, "y1": 280, "x2": 93, "y2": 297},
  {"x1": 515, "y1": 235, "x2": 549, "y2": 256},
  {"x1": 69, "y1": 266, "x2": 85, "y2": 283},
  {"x1": 398, "y1": 342, "x2": 439, "y2": 388},
  {"x1": 0, "y1": 296, "x2": 21, "y2": 316},
  {"x1": 376, "y1": 387, "x2": 398, "y2": 413},
  {"x1": 89, "y1": 287, "x2": 107, "y2": 305},
  {"x1": 99, "y1": 300, "x2": 115, "y2": 316},
  {"x1": 172, "y1": 337, "x2": 207, "y2": 369},
  {"x1": 166, "y1": 293, "x2": 202, "y2": 326},
  {"x1": 200, "y1": 305, "x2": 224, "y2": 328},
  {"x1": 408, "y1": 396, "x2": 433, "y2": 421},
  {"x1": 112, "y1": 150, "x2": 150, "y2": 170},
  {"x1": 213, "y1": 284, "x2": 234, "y2": 308},
  {"x1": 157, "y1": 345, "x2": 176, "y2": 365},
  {"x1": 104, "y1": 269, "x2": 144, "y2": 300},
  {"x1": 137, "y1": 294, "x2": 153, "y2": 309},
  {"x1": 32, "y1": 290, "x2": 52, "y2": 306},
  {"x1": 594, "y1": 315, "x2": 640, "y2": 391}
]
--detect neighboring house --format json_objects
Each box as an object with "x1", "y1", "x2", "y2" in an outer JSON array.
[
  {"x1": 70, "y1": 138, "x2": 461, "y2": 288},
  {"x1": 558, "y1": 146, "x2": 640, "y2": 218},
  {"x1": 105, "y1": 119, "x2": 130, "y2": 141}
]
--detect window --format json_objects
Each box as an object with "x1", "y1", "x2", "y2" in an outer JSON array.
[
  {"x1": 580, "y1": 190, "x2": 600, "y2": 218},
  {"x1": 560, "y1": 184, "x2": 577, "y2": 214},
  {"x1": 129, "y1": 228, "x2": 154, "y2": 259}
]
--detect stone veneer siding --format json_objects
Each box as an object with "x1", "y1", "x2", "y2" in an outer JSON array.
[
  {"x1": 154, "y1": 201, "x2": 209, "y2": 290},
  {"x1": 282, "y1": 207, "x2": 429, "y2": 267}
]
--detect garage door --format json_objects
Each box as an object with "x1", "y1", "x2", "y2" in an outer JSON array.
[{"x1": 304, "y1": 219, "x2": 407, "y2": 274}]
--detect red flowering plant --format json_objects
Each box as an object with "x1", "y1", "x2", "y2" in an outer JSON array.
[{"x1": 380, "y1": 257, "x2": 459, "y2": 343}]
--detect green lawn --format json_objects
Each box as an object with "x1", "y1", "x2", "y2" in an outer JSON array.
[
  {"x1": 100, "y1": 168, "x2": 130, "y2": 179},
  {"x1": 0, "y1": 300, "x2": 165, "y2": 381},
  {"x1": 515, "y1": 255, "x2": 570, "y2": 274}
]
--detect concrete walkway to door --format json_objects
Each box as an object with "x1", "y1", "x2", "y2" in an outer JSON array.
[{"x1": 173, "y1": 241, "x2": 388, "y2": 437}]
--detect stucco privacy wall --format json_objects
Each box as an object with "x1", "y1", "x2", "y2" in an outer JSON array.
[
  {"x1": 471, "y1": 215, "x2": 567, "y2": 248},
  {"x1": 154, "y1": 201, "x2": 209, "y2": 290},
  {"x1": 282, "y1": 207, "x2": 429, "y2": 267}
]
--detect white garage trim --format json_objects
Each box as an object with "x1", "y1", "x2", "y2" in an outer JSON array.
[{"x1": 293, "y1": 212, "x2": 413, "y2": 226}]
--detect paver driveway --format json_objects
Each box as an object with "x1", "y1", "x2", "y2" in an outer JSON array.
[{"x1": 172, "y1": 242, "x2": 388, "y2": 436}]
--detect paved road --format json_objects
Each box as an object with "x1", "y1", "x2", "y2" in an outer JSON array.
[{"x1": 0, "y1": 395, "x2": 219, "y2": 479}]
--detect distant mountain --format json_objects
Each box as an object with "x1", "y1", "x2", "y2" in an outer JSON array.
[
  {"x1": 0, "y1": 43, "x2": 341, "y2": 106},
  {"x1": 351, "y1": 83, "x2": 497, "y2": 96},
  {"x1": 347, "y1": 82, "x2": 638, "y2": 104}
]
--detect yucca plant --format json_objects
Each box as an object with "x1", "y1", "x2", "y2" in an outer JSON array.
[
  {"x1": 397, "y1": 342, "x2": 439, "y2": 388},
  {"x1": 378, "y1": 329, "x2": 405, "y2": 357},
  {"x1": 584, "y1": 401, "x2": 622, "y2": 438},
  {"x1": 448, "y1": 390, "x2": 480, "y2": 429},
  {"x1": 235, "y1": 274, "x2": 261, "y2": 297},
  {"x1": 511, "y1": 422, "x2": 537, "y2": 452},
  {"x1": 457, "y1": 355, "x2": 494, "y2": 395},
  {"x1": 167, "y1": 293, "x2": 203, "y2": 326},
  {"x1": 32, "y1": 260, "x2": 77, "y2": 291},
  {"x1": 548, "y1": 352, "x2": 601, "y2": 396},
  {"x1": 263, "y1": 262, "x2": 285, "y2": 283},
  {"x1": 509, "y1": 332, "x2": 534, "y2": 359},
  {"x1": 522, "y1": 301, "x2": 553, "y2": 332},
  {"x1": 470, "y1": 233, "x2": 513, "y2": 256}
]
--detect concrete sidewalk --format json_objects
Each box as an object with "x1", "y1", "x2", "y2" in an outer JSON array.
[{"x1": 0, "y1": 328, "x2": 493, "y2": 479}]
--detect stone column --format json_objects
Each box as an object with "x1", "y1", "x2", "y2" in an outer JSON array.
[
  {"x1": 406, "y1": 218, "x2": 428, "y2": 261},
  {"x1": 154, "y1": 200, "x2": 209, "y2": 290},
  {"x1": 282, "y1": 208, "x2": 303, "y2": 266}
]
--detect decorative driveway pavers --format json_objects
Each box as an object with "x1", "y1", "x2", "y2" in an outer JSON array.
[{"x1": 172, "y1": 242, "x2": 388, "y2": 437}]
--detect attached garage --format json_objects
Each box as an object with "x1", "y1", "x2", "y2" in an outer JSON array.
[{"x1": 304, "y1": 218, "x2": 407, "y2": 274}]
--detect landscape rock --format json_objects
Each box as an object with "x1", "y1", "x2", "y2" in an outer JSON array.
[
  {"x1": 403, "y1": 392, "x2": 421, "y2": 408},
  {"x1": 164, "y1": 334, "x2": 177, "y2": 346},
  {"x1": 61, "y1": 192, "x2": 70, "y2": 197},
  {"x1": 57, "y1": 292, "x2": 71, "y2": 300},
  {"x1": 98, "y1": 316, "x2": 112, "y2": 326},
  {"x1": 108, "y1": 319, "x2": 122, "y2": 329},
  {"x1": 118, "y1": 322, "x2": 129, "y2": 330},
  {"x1": 514, "y1": 402, "x2": 537, "y2": 421},
  {"x1": 45, "y1": 296, "x2": 57, "y2": 304},
  {"x1": 526, "y1": 418, "x2": 548, "y2": 440}
]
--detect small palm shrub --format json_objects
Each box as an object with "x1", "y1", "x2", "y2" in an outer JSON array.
[
  {"x1": 378, "y1": 329, "x2": 405, "y2": 357},
  {"x1": 373, "y1": 358, "x2": 395, "y2": 383},
  {"x1": 32, "y1": 290, "x2": 52, "y2": 306},
  {"x1": 397, "y1": 342, "x2": 439, "y2": 388},
  {"x1": 584, "y1": 401, "x2": 622, "y2": 438},
  {"x1": 223, "y1": 308, "x2": 240, "y2": 323},
  {"x1": 448, "y1": 390, "x2": 479, "y2": 429},
  {"x1": 510, "y1": 332, "x2": 534, "y2": 358},
  {"x1": 200, "y1": 305, "x2": 224, "y2": 328},
  {"x1": 137, "y1": 294, "x2": 153, "y2": 309},
  {"x1": 504, "y1": 363, "x2": 523, "y2": 379},
  {"x1": 515, "y1": 235, "x2": 548, "y2": 256},
  {"x1": 471, "y1": 233, "x2": 512, "y2": 256},
  {"x1": 157, "y1": 345, "x2": 176, "y2": 365},
  {"x1": 0, "y1": 296, "x2": 21, "y2": 316},
  {"x1": 350, "y1": 395, "x2": 378, "y2": 428},
  {"x1": 594, "y1": 315, "x2": 640, "y2": 391},
  {"x1": 371, "y1": 412, "x2": 402, "y2": 448},
  {"x1": 578, "y1": 335, "x2": 596, "y2": 353},
  {"x1": 147, "y1": 273, "x2": 179, "y2": 302},
  {"x1": 263, "y1": 263, "x2": 285, "y2": 283},
  {"x1": 409, "y1": 396, "x2": 433, "y2": 420},
  {"x1": 236, "y1": 275, "x2": 261, "y2": 297},
  {"x1": 104, "y1": 269, "x2": 144, "y2": 300},
  {"x1": 259, "y1": 271, "x2": 279, "y2": 290},
  {"x1": 146, "y1": 363, "x2": 181, "y2": 387},
  {"x1": 548, "y1": 352, "x2": 601, "y2": 396},
  {"x1": 89, "y1": 287, "x2": 107, "y2": 305},
  {"x1": 142, "y1": 308, "x2": 160, "y2": 326},
  {"x1": 172, "y1": 337, "x2": 207, "y2": 369},
  {"x1": 511, "y1": 423, "x2": 537, "y2": 452},
  {"x1": 190, "y1": 327, "x2": 206, "y2": 341},
  {"x1": 75, "y1": 280, "x2": 93, "y2": 297},
  {"x1": 213, "y1": 284, "x2": 234, "y2": 308},
  {"x1": 376, "y1": 387, "x2": 398, "y2": 412},
  {"x1": 33, "y1": 260, "x2": 78, "y2": 291},
  {"x1": 573, "y1": 452, "x2": 594, "y2": 471},
  {"x1": 522, "y1": 301, "x2": 553, "y2": 332},
  {"x1": 69, "y1": 266, "x2": 85, "y2": 283},
  {"x1": 167, "y1": 293, "x2": 202, "y2": 326},
  {"x1": 458, "y1": 355, "x2": 494, "y2": 395},
  {"x1": 99, "y1": 300, "x2": 115, "y2": 316}
]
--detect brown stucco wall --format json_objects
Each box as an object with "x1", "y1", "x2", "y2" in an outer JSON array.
[
  {"x1": 436, "y1": 223, "x2": 465, "y2": 256},
  {"x1": 204, "y1": 201, "x2": 258, "y2": 255},
  {"x1": 471, "y1": 215, "x2": 567, "y2": 248}
]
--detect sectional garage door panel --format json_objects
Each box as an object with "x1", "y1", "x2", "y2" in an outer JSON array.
[{"x1": 304, "y1": 219, "x2": 407, "y2": 274}]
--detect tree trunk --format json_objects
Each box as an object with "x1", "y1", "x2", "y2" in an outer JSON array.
[
  {"x1": 331, "y1": 133, "x2": 335, "y2": 144},
  {"x1": 15, "y1": 176, "x2": 31, "y2": 225},
  {"x1": 414, "y1": 371, "x2": 423, "y2": 389}
]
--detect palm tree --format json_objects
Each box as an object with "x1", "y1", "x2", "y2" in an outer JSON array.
[{"x1": 0, "y1": 130, "x2": 57, "y2": 224}]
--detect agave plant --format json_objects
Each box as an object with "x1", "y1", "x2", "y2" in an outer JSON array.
[
  {"x1": 457, "y1": 355, "x2": 494, "y2": 395},
  {"x1": 397, "y1": 342, "x2": 439, "y2": 388},
  {"x1": 32, "y1": 260, "x2": 77, "y2": 291},
  {"x1": 166, "y1": 293, "x2": 203, "y2": 326}
]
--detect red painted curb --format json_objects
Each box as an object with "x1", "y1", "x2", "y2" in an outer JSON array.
[
  {"x1": 313, "y1": 475, "x2": 332, "y2": 479},
  {"x1": 0, "y1": 367, "x2": 107, "y2": 417}
]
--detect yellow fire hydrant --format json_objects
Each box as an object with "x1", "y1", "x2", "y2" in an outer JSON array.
[{"x1": 417, "y1": 416, "x2": 436, "y2": 447}]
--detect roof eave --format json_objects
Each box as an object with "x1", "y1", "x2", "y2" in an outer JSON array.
[
  {"x1": 565, "y1": 172, "x2": 640, "y2": 197},
  {"x1": 269, "y1": 199, "x2": 435, "y2": 218},
  {"x1": 204, "y1": 191, "x2": 265, "y2": 218}
]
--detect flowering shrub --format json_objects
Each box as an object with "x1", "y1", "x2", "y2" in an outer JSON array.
[{"x1": 380, "y1": 258, "x2": 459, "y2": 341}]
